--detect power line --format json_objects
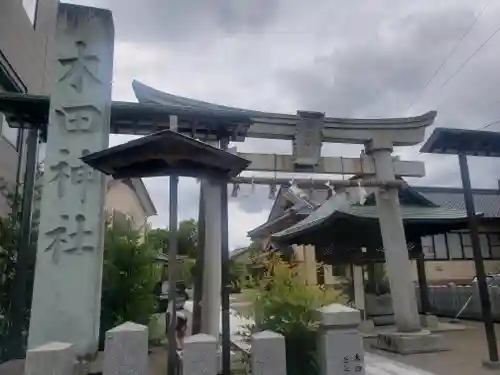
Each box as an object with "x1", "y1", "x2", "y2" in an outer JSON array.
[
  {"x1": 406, "y1": 0, "x2": 492, "y2": 111},
  {"x1": 479, "y1": 119, "x2": 500, "y2": 130},
  {"x1": 440, "y1": 21, "x2": 500, "y2": 90}
]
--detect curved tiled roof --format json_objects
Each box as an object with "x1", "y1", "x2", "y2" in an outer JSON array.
[
  {"x1": 272, "y1": 194, "x2": 471, "y2": 241},
  {"x1": 413, "y1": 186, "x2": 500, "y2": 218}
]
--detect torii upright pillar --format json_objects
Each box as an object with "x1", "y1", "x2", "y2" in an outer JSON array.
[
  {"x1": 366, "y1": 139, "x2": 420, "y2": 332},
  {"x1": 366, "y1": 138, "x2": 446, "y2": 354}
]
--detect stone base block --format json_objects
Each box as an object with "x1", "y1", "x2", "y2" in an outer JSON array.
[
  {"x1": 482, "y1": 360, "x2": 500, "y2": 370},
  {"x1": 371, "y1": 314, "x2": 394, "y2": 326},
  {"x1": 358, "y1": 319, "x2": 375, "y2": 334},
  {"x1": 372, "y1": 330, "x2": 448, "y2": 355},
  {"x1": 420, "y1": 314, "x2": 439, "y2": 329}
]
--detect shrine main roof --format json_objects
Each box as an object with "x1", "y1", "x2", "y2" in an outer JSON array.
[
  {"x1": 271, "y1": 194, "x2": 472, "y2": 242},
  {"x1": 249, "y1": 179, "x2": 500, "y2": 243}
]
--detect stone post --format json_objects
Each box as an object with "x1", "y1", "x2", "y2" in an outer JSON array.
[
  {"x1": 183, "y1": 334, "x2": 218, "y2": 375},
  {"x1": 353, "y1": 265, "x2": 365, "y2": 319},
  {"x1": 201, "y1": 177, "x2": 222, "y2": 337},
  {"x1": 28, "y1": 4, "x2": 114, "y2": 357},
  {"x1": 24, "y1": 342, "x2": 75, "y2": 375},
  {"x1": 103, "y1": 322, "x2": 148, "y2": 375},
  {"x1": 323, "y1": 265, "x2": 334, "y2": 285},
  {"x1": 304, "y1": 244, "x2": 318, "y2": 285},
  {"x1": 251, "y1": 331, "x2": 287, "y2": 375},
  {"x1": 366, "y1": 140, "x2": 420, "y2": 332},
  {"x1": 316, "y1": 304, "x2": 365, "y2": 375}
]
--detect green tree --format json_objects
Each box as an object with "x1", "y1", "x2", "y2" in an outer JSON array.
[
  {"x1": 146, "y1": 219, "x2": 198, "y2": 258},
  {"x1": 145, "y1": 228, "x2": 169, "y2": 252}
]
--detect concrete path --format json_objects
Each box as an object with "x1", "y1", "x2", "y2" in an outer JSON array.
[
  {"x1": 366, "y1": 320, "x2": 500, "y2": 375},
  {"x1": 366, "y1": 353, "x2": 436, "y2": 375}
]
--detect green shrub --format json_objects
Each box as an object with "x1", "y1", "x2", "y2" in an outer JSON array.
[
  {"x1": 99, "y1": 224, "x2": 159, "y2": 348},
  {"x1": 0, "y1": 191, "x2": 37, "y2": 360},
  {"x1": 246, "y1": 252, "x2": 345, "y2": 375}
]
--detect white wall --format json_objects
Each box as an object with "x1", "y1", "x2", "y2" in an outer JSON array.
[{"x1": 105, "y1": 181, "x2": 148, "y2": 232}]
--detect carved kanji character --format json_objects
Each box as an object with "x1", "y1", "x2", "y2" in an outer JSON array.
[
  {"x1": 44, "y1": 215, "x2": 69, "y2": 263},
  {"x1": 66, "y1": 214, "x2": 94, "y2": 254},
  {"x1": 71, "y1": 150, "x2": 95, "y2": 203},
  {"x1": 50, "y1": 149, "x2": 70, "y2": 199},
  {"x1": 59, "y1": 40, "x2": 101, "y2": 93},
  {"x1": 55, "y1": 105, "x2": 101, "y2": 133}
]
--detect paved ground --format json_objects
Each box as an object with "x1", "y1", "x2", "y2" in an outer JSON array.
[
  {"x1": 2, "y1": 318, "x2": 499, "y2": 375},
  {"x1": 364, "y1": 320, "x2": 500, "y2": 375}
]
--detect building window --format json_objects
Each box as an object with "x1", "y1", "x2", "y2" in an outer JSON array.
[
  {"x1": 461, "y1": 233, "x2": 474, "y2": 259},
  {"x1": 422, "y1": 236, "x2": 434, "y2": 259},
  {"x1": 489, "y1": 233, "x2": 500, "y2": 259},
  {"x1": 422, "y1": 231, "x2": 500, "y2": 261},
  {"x1": 1, "y1": 114, "x2": 20, "y2": 149},
  {"x1": 447, "y1": 233, "x2": 463, "y2": 259},
  {"x1": 480, "y1": 234, "x2": 491, "y2": 259},
  {"x1": 22, "y1": 0, "x2": 38, "y2": 25},
  {"x1": 433, "y1": 234, "x2": 448, "y2": 259}
]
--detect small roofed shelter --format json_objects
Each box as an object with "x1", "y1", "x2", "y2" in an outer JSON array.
[
  {"x1": 420, "y1": 127, "x2": 500, "y2": 365},
  {"x1": 270, "y1": 182, "x2": 474, "y2": 266},
  {"x1": 82, "y1": 129, "x2": 249, "y2": 179},
  {"x1": 268, "y1": 181, "x2": 475, "y2": 316},
  {"x1": 82, "y1": 129, "x2": 250, "y2": 375}
]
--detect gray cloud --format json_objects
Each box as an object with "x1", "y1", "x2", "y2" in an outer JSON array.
[
  {"x1": 68, "y1": 0, "x2": 500, "y2": 247},
  {"x1": 277, "y1": 4, "x2": 485, "y2": 117},
  {"x1": 88, "y1": 0, "x2": 278, "y2": 46}
]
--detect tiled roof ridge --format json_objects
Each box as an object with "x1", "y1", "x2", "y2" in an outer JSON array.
[{"x1": 413, "y1": 185, "x2": 500, "y2": 194}]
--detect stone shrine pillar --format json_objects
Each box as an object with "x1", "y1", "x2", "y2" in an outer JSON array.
[
  {"x1": 28, "y1": 4, "x2": 114, "y2": 357},
  {"x1": 201, "y1": 173, "x2": 222, "y2": 337},
  {"x1": 353, "y1": 265, "x2": 365, "y2": 319},
  {"x1": 304, "y1": 244, "x2": 318, "y2": 285},
  {"x1": 323, "y1": 265, "x2": 334, "y2": 285},
  {"x1": 365, "y1": 139, "x2": 421, "y2": 332}
]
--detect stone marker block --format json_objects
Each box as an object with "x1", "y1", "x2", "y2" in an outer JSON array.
[
  {"x1": 251, "y1": 330, "x2": 287, "y2": 375},
  {"x1": 316, "y1": 303, "x2": 365, "y2": 375},
  {"x1": 373, "y1": 330, "x2": 448, "y2": 355},
  {"x1": 104, "y1": 322, "x2": 148, "y2": 375},
  {"x1": 183, "y1": 334, "x2": 217, "y2": 375},
  {"x1": 315, "y1": 303, "x2": 361, "y2": 327},
  {"x1": 28, "y1": 3, "x2": 114, "y2": 357},
  {"x1": 24, "y1": 342, "x2": 75, "y2": 375}
]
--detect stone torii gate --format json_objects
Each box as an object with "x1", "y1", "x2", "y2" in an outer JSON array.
[
  {"x1": 135, "y1": 83, "x2": 442, "y2": 351},
  {"x1": 2, "y1": 3, "x2": 442, "y2": 359}
]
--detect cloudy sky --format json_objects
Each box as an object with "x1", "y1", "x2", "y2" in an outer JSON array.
[{"x1": 67, "y1": 0, "x2": 500, "y2": 249}]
